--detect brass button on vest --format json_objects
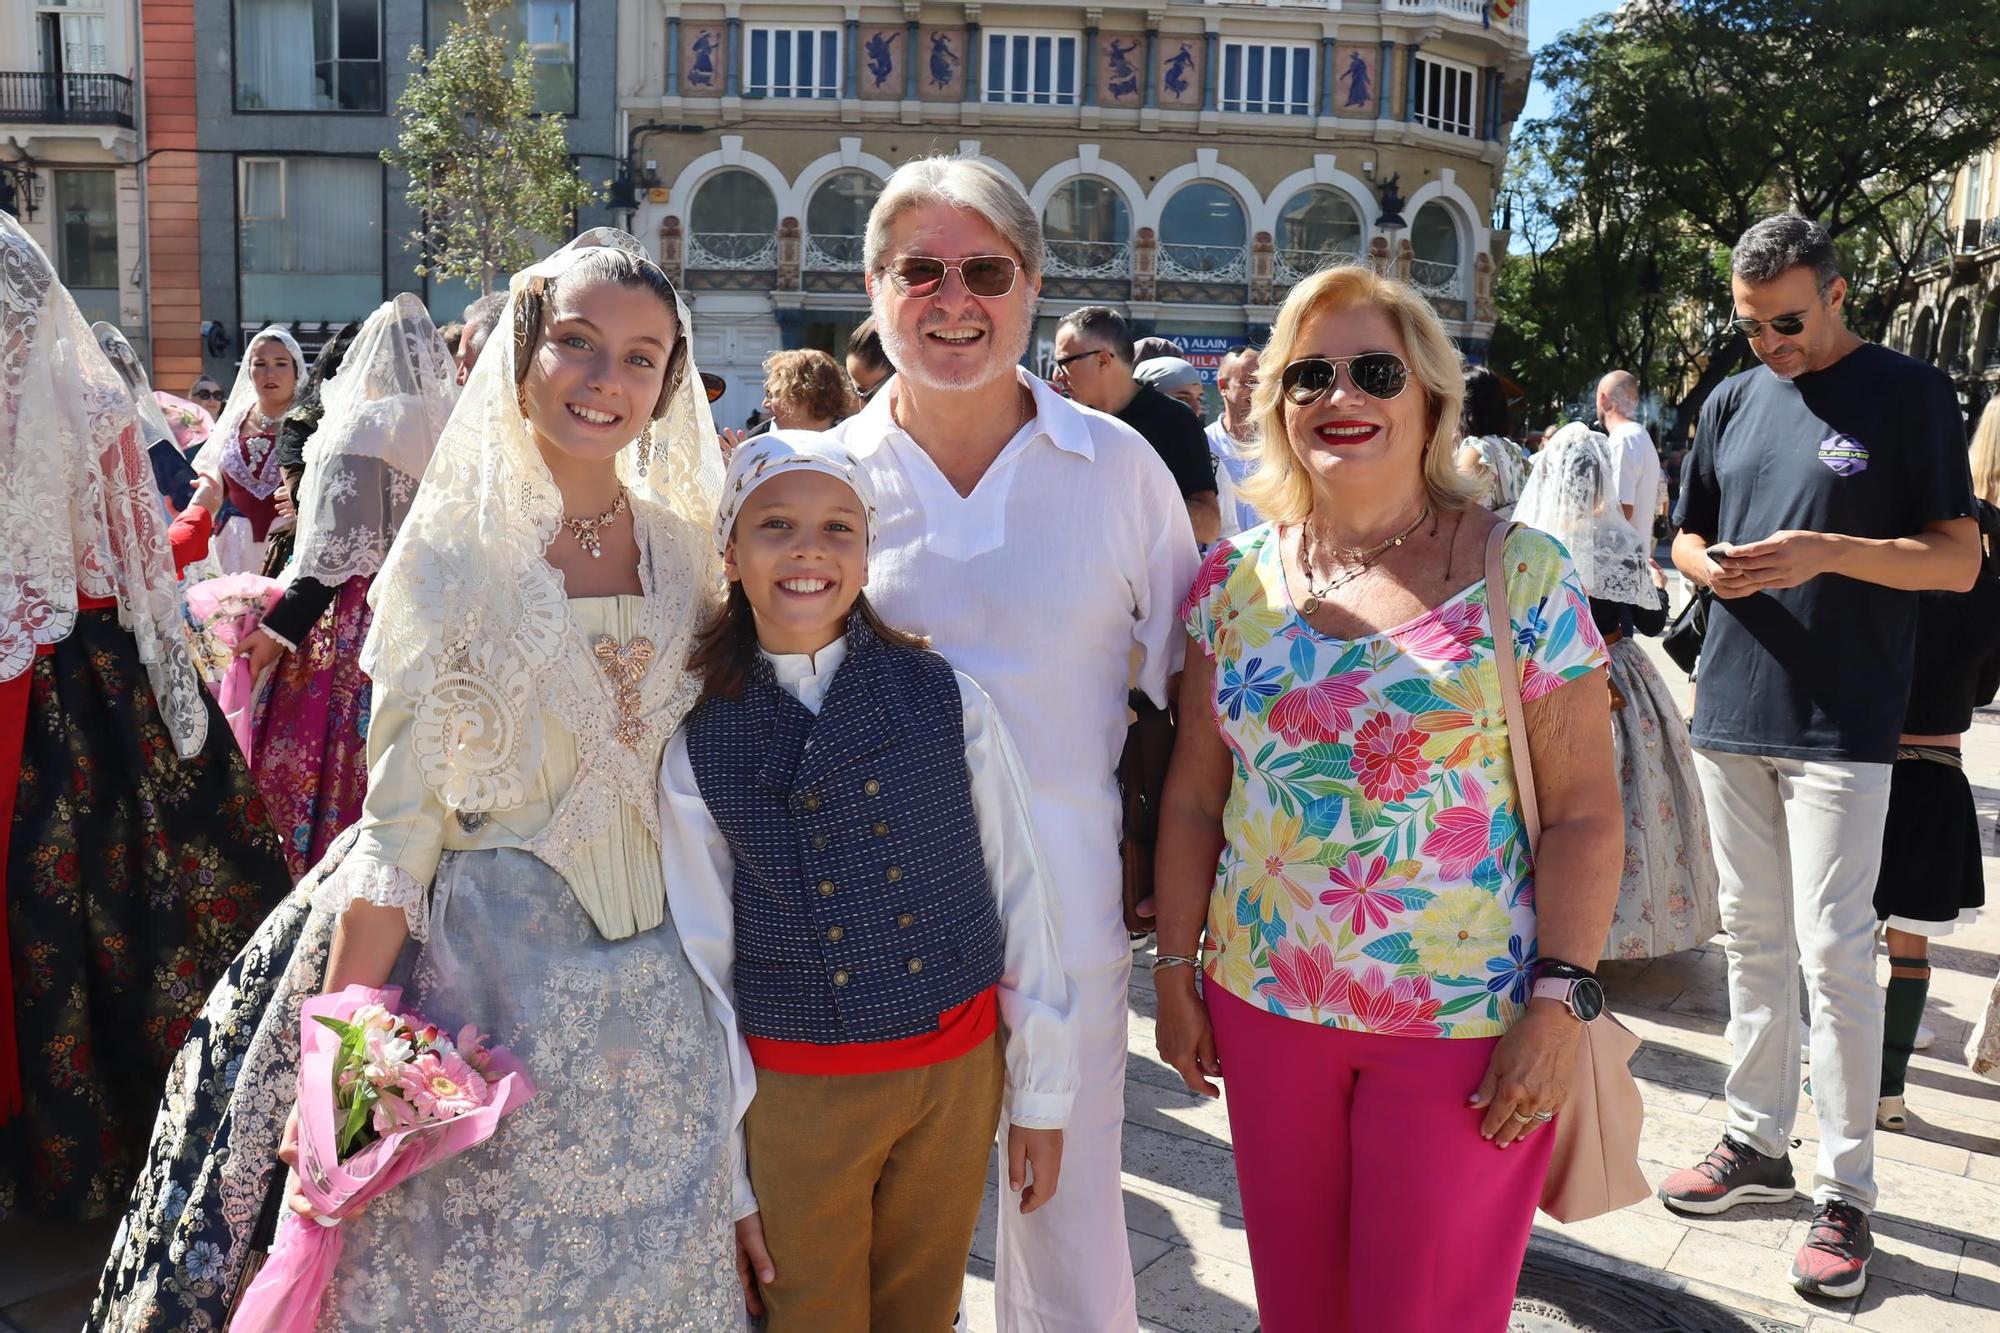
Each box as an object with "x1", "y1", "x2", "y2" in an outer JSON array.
[
  {"x1": 811, "y1": 833, "x2": 829, "y2": 851},
  {"x1": 886, "y1": 866, "x2": 903, "y2": 883},
  {"x1": 872, "y1": 821, "x2": 890, "y2": 837},
  {"x1": 826, "y1": 925, "x2": 845, "y2": 942},
  {"x1": 832, "y1": 969, "x2": 850, "y2": 987},
  {"x1": 862, "y1": 779, "x2": 881, "y2": 797},
  {"x1": 896, "y1": 912, "x2": 915, "y2": 929},
  {"x1": 906, "y1": 958, "x2": 924, "y2": 974},
  {"x1": 817, "y1": 879, "x2": 836, "y2": 897},
  {"x1": 801, "y1": 792, "x2": 821, "y2": 812}
]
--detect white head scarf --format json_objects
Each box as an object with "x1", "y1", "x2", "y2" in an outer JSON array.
[
  {"x1": 289, "y1": 294, "x2": 455, "y2": 586},
  {"x1": 1513, "y1": 421, "x2": 1654, "y2": 609},
  {"x1": 361, "y1": 229, "x2": 724, "y2": 890},
  {"x1": 0, "y1": 214, "x2": 208, "y2": 756},
  {"x1": 193, "y1": 324, "x2": 307, "y2": 499},
  {"x1": 92, "y1": 322, "x2": 179, "y2": 451},
  {"x1": 713, "y1": 429, "x2": 878, "y2": 557}
]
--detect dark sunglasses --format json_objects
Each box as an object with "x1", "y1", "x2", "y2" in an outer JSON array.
[
  {"x1": 1728, "y1": 312, "x2": 1807, "y2": 339},
  {"x1": 1279, "y1": 353, "x2": 1410, "y2": 405},
  {"x1": 881, "y1": 254, "x2": 1019, "y2": 299},
  {"x1": 191, "y1": 388, "x2": 223, "y2": 402}
]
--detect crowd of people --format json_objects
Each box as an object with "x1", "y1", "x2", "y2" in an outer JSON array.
[{"x1": 2, "y1": 154, "x2": 1998, "y2": 1333}]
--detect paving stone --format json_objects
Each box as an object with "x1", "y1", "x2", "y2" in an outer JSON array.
[
  {"x1": 1666, "y1": 1228, "x2": 1855, "y2": 1317},
  {"x1": 1959, "y1": 1238, "x2": 2000, "y2": 1311},
  {"x1": 1847, "y1": 1272, "x2": 2000, "y2": 1332},
  {"x1": 1121, "y1": 1182, "x2": 1253, "y2": 1268},
  {"x1": 1132, "y1": 1242, "x2": 1260, "y2": 1333},
  {"x1": 1532, "y1": 1204, "x2": 1690, "y2": 1271}
]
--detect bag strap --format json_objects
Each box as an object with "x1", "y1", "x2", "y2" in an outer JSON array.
[{"x1": 1484, "y1": 521, "x2": 1541, "y2": 850}]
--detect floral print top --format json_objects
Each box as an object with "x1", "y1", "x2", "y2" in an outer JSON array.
[{"x1": 1182, "y1": 522, "x2": 1606, "y2": 1039}]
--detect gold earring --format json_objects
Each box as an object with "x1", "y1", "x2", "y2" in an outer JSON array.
[{"x1": 636, "y1": 420, "x2": 654, "y2": 475}]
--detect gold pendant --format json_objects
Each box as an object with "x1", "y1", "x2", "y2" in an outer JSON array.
[{"x1": 1299, "y1": 595, "x2": 1319, "y2": 615}]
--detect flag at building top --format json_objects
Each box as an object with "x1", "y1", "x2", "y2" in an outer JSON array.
[{"x1": 1486, "y1": 0, "x2": 1517, "y2": 26}]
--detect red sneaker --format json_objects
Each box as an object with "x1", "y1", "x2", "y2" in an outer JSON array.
[
  {"x1": 1790, "y1": 1200, "x2": 1872, "y2": 1299},
  {"x1": 1658, "y1": 1135, "x2": 1796, "y2": 1216}
]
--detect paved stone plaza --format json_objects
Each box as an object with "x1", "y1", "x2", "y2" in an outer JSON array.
[{"x1": 5, "y1": 636, "x2": 1999, "y2": 1332}]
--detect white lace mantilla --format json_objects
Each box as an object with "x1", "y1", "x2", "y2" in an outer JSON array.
[
  {"x1": 359, "y1": 230, "x2": 726, "y2": 934},
  {"x1": 194, "y1": 324, "x2": 303, "y2": 501},
  {"x1": 0, "y1": 215, "x2": 209, "y2": 756}
]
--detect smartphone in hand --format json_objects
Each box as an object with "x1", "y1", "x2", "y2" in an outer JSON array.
[{"x1": 1705, "y1": 542, "x2": 1734, "y2": 564}]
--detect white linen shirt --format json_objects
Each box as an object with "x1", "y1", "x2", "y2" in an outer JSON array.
[
  {"x1": 828, "y1": 369, "x2": 1201, "y2": 968},
  {"x1": 661, "y1": 638, "x2": 1080, "y2": 1221},
  {"x1": 1609, "y1": 418, "x2": 1662, "y2": 546},
  {"x1": 1206, "y1": 418, "x2": 1262, "y2": 536}
]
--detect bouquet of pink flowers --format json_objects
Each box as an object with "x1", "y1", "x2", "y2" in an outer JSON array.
[
  {"x1": 182, "y1": 572, "x2": 284, "y2": 759},
  {"x1": 228, "y1": 985, "x2": 535, "y2": 1333}
]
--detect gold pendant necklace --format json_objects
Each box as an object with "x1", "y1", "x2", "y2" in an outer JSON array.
[
  {"x1": 1297, "y1": 504, "x2": 1430, "y2": 615},
  {"x1": 562, "y1": 486, "x2": 629, "y2": 559}
]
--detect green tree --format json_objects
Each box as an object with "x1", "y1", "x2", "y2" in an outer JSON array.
[
  {"x1": 1500, "y1": 0, "x2": 2000, "y2": 434},
  {"x1": 383, "y1": 0, "x2": 599, "y2": 294}
]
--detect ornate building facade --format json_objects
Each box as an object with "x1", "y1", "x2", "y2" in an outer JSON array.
[
  {"x1": 1888, "y1": 141, "x2": 2000, "y2": 426},
  {"x1": 616, "y1": 0, "x2": 1532, "y2": 426}
]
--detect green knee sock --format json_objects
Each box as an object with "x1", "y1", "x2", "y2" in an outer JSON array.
[{"x1": 1881, "y1": 959, "x2": 1929, "y2": 1099}]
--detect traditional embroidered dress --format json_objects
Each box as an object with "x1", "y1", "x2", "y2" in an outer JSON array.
[
  {"x1": 192, "y1": 326, "x2": 305, "y2": 576},
  {"x1": 0, "y1": 216, "x2": 291, "y2": 1223},
  {"x1": 92, "y1": 232, "x2": 743, "y2": 1331},
  {"x1": 250, "y1": 296, "x2": 455, "y2": 880},
  {"x1": 1514, "y1": 423, "x2": 1719, "y2": 958}
]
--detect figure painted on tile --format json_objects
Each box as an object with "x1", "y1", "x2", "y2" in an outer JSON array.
[
  {"x1": 1341, "y1": 50, "x2": 1372, "y2": 107},
  {"x1": 866, "y1": 30, "x2": 898, "y2": 89},
  {"x1": 929, "y1": 33, "x2": 961, "y2": 90},
  {"x1": 1164, "y1": 43, "x2": 1196, "y2": 99}
]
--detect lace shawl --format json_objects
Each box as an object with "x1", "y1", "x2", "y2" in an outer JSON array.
[
  {"x1": 92, "y1": 322, "x2": 180, "y2": 451},
  {"x1": 290, "y1": 294, "x2": 456, "y2": 585},
  {"x1": 0, "y1": 215, "x2": 209, "y2": 756},
  {"x1": 359, "y1": 229, "x2": 726, "y2": 908},
  {"x1": 1513, "y1": 421, "x2": 1655, "y2": 609},
  {"x1": 193, "y1": 324, "x2": 305, "y2": 500}
]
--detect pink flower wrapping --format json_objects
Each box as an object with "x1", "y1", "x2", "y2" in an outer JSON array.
[{"x1": 228, "y1": 985, "x2": 536, "y2": 1333}]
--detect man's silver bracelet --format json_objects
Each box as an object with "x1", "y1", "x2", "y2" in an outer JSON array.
[{"x1": 1151, "y1": 953, "x2": 1201, "y2": 973}]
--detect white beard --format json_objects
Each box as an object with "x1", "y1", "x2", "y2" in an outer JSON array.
[{"x1": 872, "y1": 298, "x2": 1035, "y2": 394}]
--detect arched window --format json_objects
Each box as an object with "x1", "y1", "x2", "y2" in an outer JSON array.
[
  {"x1": 1941, "y1": 297, "x2": 1972, "y2": 372},
  {"x1": 1410, "y1": 202, "x2": 1461, "y2": 294},
  {"x1": 805, "y1": 171, "x2": 881, "y2": 271},
  {"x1": 686, "y1": 170, "x2": 778, "y2": 268},
  {"x1": 1041, "y1": 178, "x2": 1132, "y2": 279},
  {"x1": 1910, "y1": 308, "x2": 1937, "y2": 365},
  {"x1": 1975, "y1": 295, "x2": 1999, "y2": 371},
  {"x1": 1158, "y1": 182, "x2": 1247, "y2": 283},
  {"x1": 1276, "y1": 188, "x2": 1364, "y2": 284}
]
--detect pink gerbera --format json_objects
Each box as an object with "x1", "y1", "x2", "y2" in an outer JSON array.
[
  {"x1": 1319, "y1": 852, "x2": 1411, "y2": 934},
  {"x1": 395, "y1": 1051, "x2": 489, "y2": 1121},
  {"x1": 1350, "y1": 713, "x2": 1427, "y2": 802}
]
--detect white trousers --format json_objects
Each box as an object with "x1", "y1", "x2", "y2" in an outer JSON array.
[
  {"x1": 1694, "y1": 749, "x2": 1890, "y2": 1210},
  {"x1": 994, "y1": 955, "x2": 1138, "y2": 1332}
]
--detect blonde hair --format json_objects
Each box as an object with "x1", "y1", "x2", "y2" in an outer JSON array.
[
  {"x1": 1239, "y1": 265, "x2": 1478, "y2": 524},
  {"x1": 763, "y1": 348, "x2": 859, "y2": 424},
  {"x1": 1972, "y1": 397, "x2": 2000, "y2": 507}
]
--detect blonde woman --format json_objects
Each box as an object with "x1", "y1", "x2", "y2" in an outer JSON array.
[{"x1": 1151, "y1": 265, "x2": 1621, "y2": 1331}]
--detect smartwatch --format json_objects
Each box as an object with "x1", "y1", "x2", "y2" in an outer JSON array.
[{"x1": 1531, "y1": 973, "x2": 1606, "y2": 1023}]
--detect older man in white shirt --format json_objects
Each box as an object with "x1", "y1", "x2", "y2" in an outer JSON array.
[{"x1": 828, "y1": 155, "x2": 1199, "y2": 1332}]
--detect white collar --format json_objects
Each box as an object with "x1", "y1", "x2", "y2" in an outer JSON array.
[
  {"x1": 848, "y1": 367, "x2": 1096, "y2": 462},
  {"x1": 758, "y1": 634, "x2": 850, "y2": 685}
]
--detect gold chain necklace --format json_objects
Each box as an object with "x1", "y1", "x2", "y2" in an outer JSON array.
[
  {"x1": 1297, "y1": 504, "x2": 1430, "y2": 615},
  {"x1": 561, "y1": 486, "x2": 629, "y2": 559}
]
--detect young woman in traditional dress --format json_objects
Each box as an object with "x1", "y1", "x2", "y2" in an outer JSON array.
[
  {"x1": 0, "y1": 215, "x2": 291, "y2": 1224},
  {"x1": 191, "y1": 326, "x2": 305, "y2": 575},
  {"x1": 93, "y1": 231, "x2": 745, "y2": 1331}
]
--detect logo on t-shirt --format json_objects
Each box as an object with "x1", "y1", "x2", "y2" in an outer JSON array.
[{"x1": 1817, "y1": 433, "x2": 1869, "y2": 476}]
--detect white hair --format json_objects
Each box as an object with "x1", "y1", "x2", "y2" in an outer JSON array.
[{"x1": 863, "y1": 155, "x2": 1044, "y2": 280}]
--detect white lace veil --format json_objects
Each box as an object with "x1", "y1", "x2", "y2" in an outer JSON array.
[
  {"x1": 1513, "y1": 421, "x2": 1654, "y2": 608},
  {"x1": 361, "y1": 228, "x2": 725, "y2": 837},
  {"x1": 92, "y1": 322, "x2": 179, "y2": 450},
  {"x1": 193, "y1": 324, "x2": 306, "y2": 498},
  {"x1": 0, "y1": 215, "x2": 208, "y2": 756},
  {"x1": 290, "y1": 294, "x2": 456, "y2": 586}
]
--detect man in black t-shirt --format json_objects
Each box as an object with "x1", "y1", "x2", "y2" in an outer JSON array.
[
  {"x1": 1661, "y1": 215, "x2": 1978, "y2": 1300},
  {"x1": 1053, "y1": 306, "x2": 1220, "y2": 545}
]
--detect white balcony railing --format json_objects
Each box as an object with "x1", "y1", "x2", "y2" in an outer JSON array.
[
  {"x1": 685, "y1": 232, "x2": 778, "y2": 270},
  {"x1": 1043, "y1": 239, "x2": 1133, "y2": 281},
  {"x1": 803, "y1": 233, "x2": 865, "y2": 272},
  {"x1": 1407, "y1": 257, "x2": 1462, "y2": 297},
  {"x1": 1390, "y1": 0, "x2": 1527, "y2": 35},
  {"x1": 1157, "y1": 242, "x2": 1248, "y2": 284},
  {"x1": 1275, "y1": 247, "x2": 1363, "y2": 287}
]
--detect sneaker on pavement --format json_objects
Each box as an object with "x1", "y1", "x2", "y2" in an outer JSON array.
[
  {"x1": 1658, "y1": 1135, "x2": 1797, "y2": 1215},
  {"x1": 1913, "y1": 1023, "x2": 1935, "y2": 1051},
  {"x1": 1791, "y1": 1199, "x2": 1872, "y2": 1299}
]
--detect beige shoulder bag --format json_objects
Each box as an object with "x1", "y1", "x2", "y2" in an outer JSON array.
[{"x1": 1483, "y1": 522, "x2": 1651, "y2": 1224}]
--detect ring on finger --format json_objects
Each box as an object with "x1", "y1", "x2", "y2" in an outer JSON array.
[
  {"x1": 1509, "y1": 1109, "x2": 1535, "y2": 1123},
  {"x1": 1533, "y1": 1110, "x2": 1555, "y2": 1122}
]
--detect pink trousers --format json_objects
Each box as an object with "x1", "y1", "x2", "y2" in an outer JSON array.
[{"x1": 1206, "y1": 983, "x2": 1553, "y2": 1333}]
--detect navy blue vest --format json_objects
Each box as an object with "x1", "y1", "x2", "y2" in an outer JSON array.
[{"x1": 684, "y1": 620, "x2": 1006, "y2": 1045}]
